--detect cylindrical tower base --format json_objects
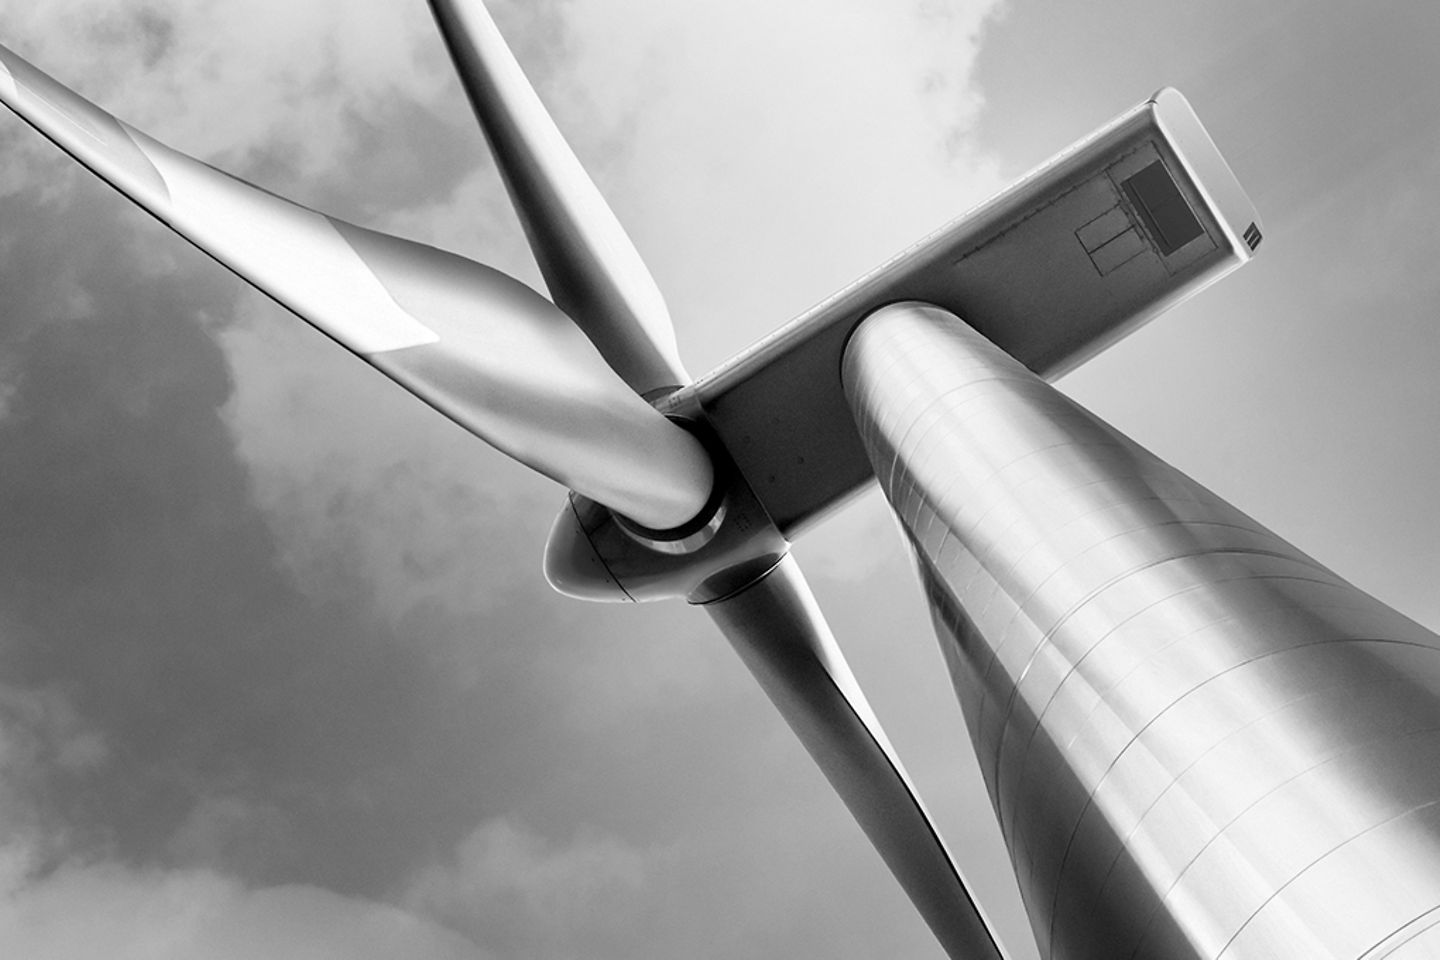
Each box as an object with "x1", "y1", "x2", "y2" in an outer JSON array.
[{"x1": 842, "y1": 301, "x2": 1440, "y2": 960}]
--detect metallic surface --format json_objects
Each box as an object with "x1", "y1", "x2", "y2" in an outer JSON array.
[
  {"x1": 686, "y1": 88, "x2": 1260, "y2": 536},
  {"x1": 428, "y1": 0, "x2": 690, "y2": 395},
  {"x1": 844, "y1": 302, "x2": 1440, "y2": 960},
  {"x1": 704, "y1": 554, "x2": 1007, "y2": 960},
  {"x1": 542, "y1": 403, "x2": 789, "y2": 604},
  {"x1": 0, "y1": 41, "x2": 713, "y2": 531}
]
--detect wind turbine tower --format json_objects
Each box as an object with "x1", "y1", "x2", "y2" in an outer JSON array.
[{"x1": 3, "y1": 2, "x2": 1440, "y2": 957}]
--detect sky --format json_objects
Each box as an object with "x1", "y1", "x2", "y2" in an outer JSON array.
[{"x1": 0, "y1": 1, "x2": 1436, "y2": 958}]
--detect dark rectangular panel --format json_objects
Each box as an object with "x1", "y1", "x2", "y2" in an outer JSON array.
[{"x1": 1123, "y1": 160, "x2": 1204, "y2": 255}]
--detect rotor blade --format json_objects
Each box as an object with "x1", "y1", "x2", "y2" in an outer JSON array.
[
  {"x1": 428, "y1": 0, "x2": 689, "y2": 396},
  {"x1": 0, "y1": 43, "x2": 712, "y2": 531},
  {"x1": 702, "y1": 554, "x2": 1007, "y2": 960}
]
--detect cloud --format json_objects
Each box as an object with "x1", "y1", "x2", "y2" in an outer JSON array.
[
  {"x1": 404, "y1": 818, "x2": 647, "y2": 960},
  {"x1": 0, "y1": 685, "x2": 107, "y2": 777},
  {"x1": 544, "y1": 0, "x2": 1009, "y2": 371},
  {"x1": 165, "y1": 796, "x2": 296, "y2": 878},
  {"x1": 0, "y1": 854, "x2": 487, "y2": 960},
  {"x1": 0, "y1": 0, "x2": 442, "y2": 172},
  {"x1": 0, "y1": 682, "x2": 107, "y2": 867},
  {"x1": 0, "y1": 180, "x2": 522, "y2": 895},
  {"x1": 217, "y1": 302, "x2": 555, "y2": 629}
]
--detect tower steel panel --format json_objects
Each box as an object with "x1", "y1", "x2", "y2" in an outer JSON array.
[{"x1": 842, "y1": 301, "x2": 1440, "y2": 960}]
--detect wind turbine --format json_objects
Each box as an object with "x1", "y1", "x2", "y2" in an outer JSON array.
[{"x1": 4, "y1": 2, "x2": 1440, "y2": 959}]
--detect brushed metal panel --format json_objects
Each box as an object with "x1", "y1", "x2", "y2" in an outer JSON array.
[
  {"x1": 1365, "y1": 906, "x2": 1440, "y2": 958},
  {"x1": 843, "y1": 301, "x2": 1440, "y2": 960}
]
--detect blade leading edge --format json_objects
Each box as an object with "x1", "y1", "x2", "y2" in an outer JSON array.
[
  {"x1": 703, "y1": 554, "x2": 1008, "y2": 960},
  {"x1": 428, "y1": 0, "x2": 689, "y2": 396},
  {"x1": 0, "y1": 43, "x2": 712, "y2": 530}
]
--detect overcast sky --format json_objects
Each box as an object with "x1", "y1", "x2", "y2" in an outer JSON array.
[{"x1": 0, "y1": 1, "x2": 1436, "y2": 958}]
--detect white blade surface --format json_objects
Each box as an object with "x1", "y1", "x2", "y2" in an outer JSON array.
[
  {"x1": 0, "y1": 43, "x2": 712, "y2": 530},
  {"x1": 429, "y1": 0, "x2": 689, "y2": 395},
  {"x1": 705, "y1": 555, "x2": 1007, "y2": 960}
]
